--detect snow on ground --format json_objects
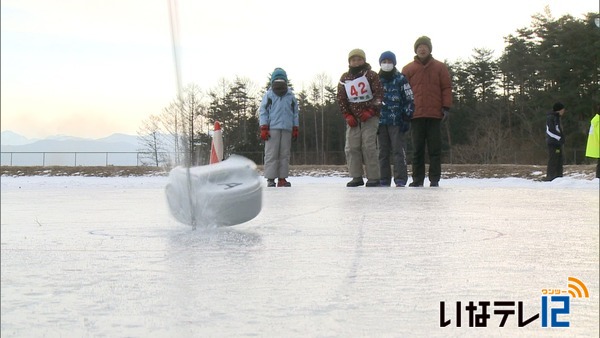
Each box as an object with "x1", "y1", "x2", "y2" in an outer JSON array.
[
  {"x1": 1, "y1": 174, "x2": 599, "y2": 337},
  {"x1": 1, "y1": 174, "x2": 598, "y2": 190}
]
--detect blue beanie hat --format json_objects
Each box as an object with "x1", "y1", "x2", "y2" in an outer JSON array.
[
  {"x1": 270, "y1": 68, "x2": 288, "y2": 84},
  {"x1": 379, "y1": 51, "x2": 396, "y2": 66}
]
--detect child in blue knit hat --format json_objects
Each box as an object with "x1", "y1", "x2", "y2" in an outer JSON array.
[
  {"x1": 378, "y1": 50, "x2": 415, "y2": 187},
  {"x1": 259, "y1": 67, "x2": 299, "y2": 187}
]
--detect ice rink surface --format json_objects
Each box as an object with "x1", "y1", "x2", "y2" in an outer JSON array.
[{"x1": 1, "y1": 175, "x2": 598, "y2": 337}]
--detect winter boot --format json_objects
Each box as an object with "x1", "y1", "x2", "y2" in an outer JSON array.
[
  {"x1": 430, "y1": 181, "x2": 439, "y2": 187},
  {"x1": 346, "y1": 177, "x2": 364, "y2": 187},
  {"x1": 267, "y1": 179, "x2": 276, "y2": 187},
  {"x1": 394, "y1": 179, "x2": 406, "y2": 187},
  {"x1": 277, "y1": 178, "x2": 291, "y2": 187},
  {"x1": 408, "y1": 181, "x2": 423, "y2": 187},
  {"x1": 365, "y1": 179, "x2": 379, "y2": 187}
]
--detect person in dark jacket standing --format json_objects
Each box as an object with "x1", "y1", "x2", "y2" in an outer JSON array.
[
  {"x1": 545, "y1": 102, "x2": 566, "y2": 181},
  {"x1": 377, "y1": 51, "x2": 415, "y2": 187},
  {"x1": 337, "y1": 48, "x2": 384, "y2": 187},
  {"x1": 401, "y1": 36, "x2": 452, "y2": 187}
]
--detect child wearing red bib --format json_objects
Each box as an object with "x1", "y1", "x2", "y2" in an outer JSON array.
[{"x1": 337, "y1": 48, "x2": 384, "y2": 187}]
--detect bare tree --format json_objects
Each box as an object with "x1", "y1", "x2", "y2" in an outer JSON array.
[
  {"x1": 137, "y1": 114, "x2": 167, "y2": 167},
  {"x1": 313, "y1": 73, "x2": 331, "y2": 164},
  {"x1": 158, "y1": 102, "x2": 183, "y2": 166}
]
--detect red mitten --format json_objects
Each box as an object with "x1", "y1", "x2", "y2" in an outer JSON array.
[
  {"x1": 344, "y1": 113, "x2": 358, "y2": 127},
  {"x1": 292, "y1": 126, "x2": 299, "y2": 140},
  {"x1": 359, "y1": 108, "x2": 375, "y2": 122},
  {"x1": 260, "y1": 125, "x2": 270, "y2": 141}
]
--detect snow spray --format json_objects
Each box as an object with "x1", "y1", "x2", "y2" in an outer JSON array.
[{"x1": 165, "y1": 2, "x2": 262, "y2": 229}]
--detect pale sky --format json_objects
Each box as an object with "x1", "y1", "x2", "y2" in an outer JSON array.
[{"x1": 1, "y1": 0, "x2": 597, "y2": 139}]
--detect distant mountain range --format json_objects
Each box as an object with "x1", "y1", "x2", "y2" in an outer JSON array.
[{"x1": 1, "y1": 130, "x2": 141, "y2": 152}]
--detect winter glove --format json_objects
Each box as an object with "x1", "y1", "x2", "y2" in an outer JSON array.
[
  {"x1": 358, "y1": 108, "x2": 375, "y2": 122},
  {"x1": 292, "y1": 126, "x2": 299, "y2": 141},
  {"x1": 442, "y1": 108, "x2": 450, "y2": 123},
  {"x1": 344, "y1": 113, "x2": 358, "y2": 128},
  {"x1": 260, "y1": 125, "x2": 270, "y2": 141}
]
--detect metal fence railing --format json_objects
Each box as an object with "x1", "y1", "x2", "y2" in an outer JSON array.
[
  {"x1": 0, "y1": 151, "x2": 348, "y2": 167},
  {"x1": 1, "y1": 149, "x2": 595, "y2": 167},
  {"x1": 1, "y1": 152, "x2": 148, "y2": 167}
]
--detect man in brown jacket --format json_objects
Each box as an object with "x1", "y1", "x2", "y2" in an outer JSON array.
[{"x1": 402, "y1": 36, "x2": 453, "y2": 187}]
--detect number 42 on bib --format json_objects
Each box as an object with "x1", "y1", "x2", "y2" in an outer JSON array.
[{"x1": 343, "y1": 75, "x2": 373, "y2": 103}]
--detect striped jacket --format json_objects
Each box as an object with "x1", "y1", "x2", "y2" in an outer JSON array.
[{"x1": 546, "y1": 111, "x2": 565, "y2": 147}]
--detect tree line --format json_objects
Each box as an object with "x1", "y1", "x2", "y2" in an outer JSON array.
[{"x1": 138, "y1": 10, "x2": 600, "y2": 167}]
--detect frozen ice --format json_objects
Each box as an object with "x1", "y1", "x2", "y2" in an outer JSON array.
[{"x1": 1, "y1": 175, "x2": 598, "y2": 336}]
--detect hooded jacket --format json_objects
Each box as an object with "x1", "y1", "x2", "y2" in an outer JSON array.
[
  {"x1": 259, "y1": 88, "x2": 299, "y2": 130},
  {"x1": 401, "y1": 55, "x2": 452, "y2": 119},
  {"x1": 378, "y1": 69, "x2": 414, "y2": 131}
]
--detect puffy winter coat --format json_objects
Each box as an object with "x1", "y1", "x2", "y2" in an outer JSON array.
[
  {"x1": 337, "y1": 63, "x2": 384, "y2": 117},
  {"x1": 378, "y1": 69, "x2": 414, "y2": 132},
  {"x1": 545, "y1": 111, "x2": 565, "y2": 147},
  {"x1": 259, "y1": 88, "x2": 299, "y2": 130},
  {"x1": 401, "y1": 55, "x2": 452, "y2": 119}
]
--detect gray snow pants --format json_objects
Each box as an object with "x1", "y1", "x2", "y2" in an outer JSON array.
[
  {"x1": 377, "y1": 125, "x2": 408, "y2": 182},
  {"x1": 263, "y1": 129, "x2": 292, "y2": 180},
  {"x1": 344, "y1": 116, "x2": 380, "y2": 180}
]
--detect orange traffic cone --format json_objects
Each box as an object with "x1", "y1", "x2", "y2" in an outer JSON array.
[{"x1": 209, "y1": 121, "x2": 223, "y2": 164}]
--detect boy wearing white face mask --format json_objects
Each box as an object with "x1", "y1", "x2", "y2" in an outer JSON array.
[{"x1": 377, "y1": 51, "x2": 415, "y2": 187}]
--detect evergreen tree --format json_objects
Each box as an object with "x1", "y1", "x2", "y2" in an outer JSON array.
[{"x1": 143, "y1": 11, "x2": 599, "y2": 165}]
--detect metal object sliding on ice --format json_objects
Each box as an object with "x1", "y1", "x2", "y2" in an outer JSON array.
[{"x1": 165, "y1": 155, "x2": 262, "y2": 227}]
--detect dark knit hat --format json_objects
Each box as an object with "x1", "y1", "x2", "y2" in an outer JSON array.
[
  {"x1": 270, "y1": 68, "x2": 288, "y2": 84},
  {"x1": 553, "y1": 102, "x2": 565, "y2": 111},
  {"x1": 379, "y1": 51, "x2": 397, "y2": 66},
  {"x1": 348, "y1": 48, "x2": 366, "y2": 61},
  {"x1": 414, "y1": 36, "x2": 432, "y2": 53}
]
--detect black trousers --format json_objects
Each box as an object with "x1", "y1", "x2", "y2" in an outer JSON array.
[
  {"x1": 411, "y1": 118, "x2": 442, "y2": 184},
  {"x1": 546, "y1": 145, "x2": 564, "y2": 180}
]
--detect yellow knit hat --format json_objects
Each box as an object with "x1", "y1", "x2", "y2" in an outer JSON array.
[{"x1": 348, "y1": 48, "x2": 366, "y2": 61}]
